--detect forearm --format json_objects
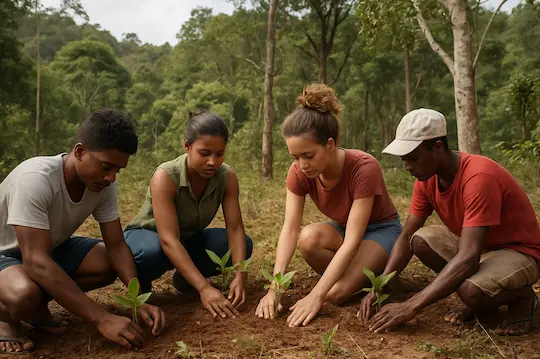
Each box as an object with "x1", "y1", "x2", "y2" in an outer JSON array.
[
  {"x1": 408, "y1": 255, "x2": 480, "y2": 312},
  {"x1": 311, "y1": 242, "x2": 358, "y2": 298},
  {"x1": 227, "y1": 226, "x2": 246, "y2": 265},
  {"x1": 24, "y1": 257, "x2": 107, "y2": 324},
  {"x1": 107, "y1": 241, "x2": 138, "y2": 286},
  {"x1": 383, "y1": 235, "x2": 414, "y2": 277},
  {"x1": 161, "y1": 236, "x2": 209, "y2": 291},
  {"x1": 273, "y1": 227, "x2": 300, "y2": 275}
]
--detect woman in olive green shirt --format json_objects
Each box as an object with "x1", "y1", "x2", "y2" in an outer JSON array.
[{"x1": 124, "y1": 111, "x2": 252, "y2": 320}]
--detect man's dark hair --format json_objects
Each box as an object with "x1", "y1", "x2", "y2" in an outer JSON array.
[
  {"x1": 423, "y1": 136, "x2": 450, "y2": 152},
  {"x1": 75, "y1": 109, "x2": 138, "y2": 155}
]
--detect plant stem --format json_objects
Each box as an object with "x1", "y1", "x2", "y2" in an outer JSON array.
[
  {"x1": 132, "y1": 306, "x2": 138, "y2": 323},
  {"x1": 376, "y1": 292, "x2": 380, "y2": 313},
  {"x1": 275, "y1": 289, "x2": 281, "y2": 319}
]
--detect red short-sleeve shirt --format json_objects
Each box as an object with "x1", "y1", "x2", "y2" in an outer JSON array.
[
  {"x1": 287, "y1": 149, "x2": 398, "y2": 226},
  {"x1": 410, "y1": 153, "x2": 540, "y2": 258}
]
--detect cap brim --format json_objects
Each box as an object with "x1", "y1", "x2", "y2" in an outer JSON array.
[{"x1": 382, "y1": 139, "x2": 422, "y2": 156}]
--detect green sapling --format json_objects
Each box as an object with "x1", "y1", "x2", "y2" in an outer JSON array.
[
  {"x1": 361, "y1": 268, "x2": 396, "y2": 313},
  {"x1": 321, "y1": 323, "x2": 339, "y2": 356},
  {"x1": 112, "y1": 278, "x2": 152, "y2": 323},
  {"x1": 261, "y1": 269, "x2": 296, "y2": 318},
  {"x1": 206, "y1": 248, "x2": 234, "y2": 292}
]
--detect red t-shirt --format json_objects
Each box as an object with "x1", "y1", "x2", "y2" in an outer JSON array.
[
  {"x1": 410, "y1": 153, "x2": 540, "y2": 258},
  {"x1": 286, "y1": 149, "x2": 398, "y2": 226}
]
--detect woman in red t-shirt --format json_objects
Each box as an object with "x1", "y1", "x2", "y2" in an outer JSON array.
[{"x1": 255, "y1": 84, "x2": 402, "y2": 327}]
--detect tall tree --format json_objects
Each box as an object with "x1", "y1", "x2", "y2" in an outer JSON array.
[{"x1": 262, "y1": 0, "x2": 279, "y2": 179}]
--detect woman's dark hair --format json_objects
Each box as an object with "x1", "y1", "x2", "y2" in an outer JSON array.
[
  {"x1": 75, "y1": 109, "x2": 138, "y2": 154},
  {"x1": 282, "y1": 84, "x2": 343, "y2": 145},
  {"x1": 185, "y1": 110, "x2": 229, "y2": 145}
]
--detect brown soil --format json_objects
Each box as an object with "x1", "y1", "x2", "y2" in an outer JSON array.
[{"x1": 12, "y1": 263, "x2": 540, "y2": 359}]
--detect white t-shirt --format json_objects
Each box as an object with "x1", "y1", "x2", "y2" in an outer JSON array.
[{"x1": 0, "y1": 154, "x2": 119, "y2": 251}]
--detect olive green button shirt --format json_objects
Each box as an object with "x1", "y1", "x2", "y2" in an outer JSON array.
[{"x1": 125, "y1": 154, "x2": 229, "y2": 238}]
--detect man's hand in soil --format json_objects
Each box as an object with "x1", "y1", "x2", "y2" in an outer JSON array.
[
  {"x1": 358, "y1": 292, "x2": 377, "y2": 322},
  {"x1": 255, "y1": 289, "x2": 283, "y2": 319},
  {"x1": 287, "y1": 293, "x2": 323, "y2": 327},
  {"x1": 228, "y1": 272, "x2": 246, "y2": 309},
  {"x1": 368, "y1": 302, "x2": 417, "y2": 333},
  {"x1": 200, "y1": 285, "x2": 239, "y2": 319},
  {"x1": 96, "y1": 313, "x2": 145, "y2": 350},
  {"x1": 136, "y1": 304, "x2": 166, "y2": 336}
]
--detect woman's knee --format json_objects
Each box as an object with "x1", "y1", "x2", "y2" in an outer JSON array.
[
  {"x1": 298, "y1": 225, "x2": 324, "y2": 255},
  {"x1": 326, "y1": 283, "x2": 353, "y2": 305}
]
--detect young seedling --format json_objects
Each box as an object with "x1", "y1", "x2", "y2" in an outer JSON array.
[
  {"x1": 261, "y1": 269, "x2": 296, "y2": 319},
  {"x1": 234, "y1": 257, "x2": 252, "y2": 273},
  {"x1": 112, "y1": 278, "x2": 152, "y2": 324},
  {"x1": 175, "y1": 341, "x2": 197, "y2": 358},
  {"x1": 206, "y1": 248, "x2": 234, "y2": 292},
  {"x1": 321, "y1": 323, "x2": 340, "y2": 356},
  {"x1": 360, "y1": 268, "x2": 396, "y2": 313}
]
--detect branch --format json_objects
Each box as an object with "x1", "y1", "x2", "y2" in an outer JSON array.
[
  {"x1": 329, "y1": 40, "x2": 355, "y2": 85},
  {"x1": 305, "y1": 29, "x2": 319, "y2": 53},
  {"x1": 411, "y1": 53, "x2": 426, "y2": 102},
  {"x1": 294, "y1": 44, "x2": 317, "y2": 60},
  {"x1": 273, "y1": 47, "x2": 285, "y2": 76},
  {"x1": 243, "y1": 57, "x2": 264, "y2": 72},
  {"x1": 309, "y1": 0, "x2": 324, "y2": 21},
  {"x1": 412, "y1": 0, "x2": 454, "y2": 75},
  {"x1": 473, "y1": 0, "x2": 507, "y2": 70}
]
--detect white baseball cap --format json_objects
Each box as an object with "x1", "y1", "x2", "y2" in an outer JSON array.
[{"x1": 382, "y1": 108, "x2": 447, "y2": 156}]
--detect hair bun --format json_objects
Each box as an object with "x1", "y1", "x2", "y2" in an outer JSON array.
[{"x1": 296, "y1": 84, "x2": 343, "y2": 119}]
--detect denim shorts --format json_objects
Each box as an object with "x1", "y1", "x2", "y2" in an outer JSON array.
[
  {"x1": 124, "y1": 228, "x2": 253, "y2": 292},
  {"x1": 327, "y1": 217, "x2": 402, "y2": 255},
  {"x1": 0, "y1": 236, "x2": 100, "y2": 275}
]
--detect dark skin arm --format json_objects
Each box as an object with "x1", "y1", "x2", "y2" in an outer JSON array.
[
  {"x1": 359, "y1": 213, "x2": 426, "y2": 321},
  {"x1": 99, "y1": 219, "x2": 166, "y2": 336},
  {"x1": 221, "y1": 169, "x2": 248, "y2": 308},
  {"x1": 368, "y1": 226, "x2": 487, "y2": 333},
  {"x1": 16, "y1": 226, "x2": 145, "y2": 349},
  {"x1": 151, "y1": 169, "x2": 239, "y2": 319}
]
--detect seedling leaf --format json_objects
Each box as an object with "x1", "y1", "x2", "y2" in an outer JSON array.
[
  {"x1": 380, "y1": 271, "x2": 396, "y2": 288},
  {"x1": 205, "y1": 249, "x2": 222, "y2": 266},
  {"x1": 275, "y1": 272, "x2": 283, "y2": 282},
  {"x1": 222, "y1": 248, "x2": 232, "y2": 266},
  {"x1": 113, "y1": 295, "x2": 132, "y2": 308},
  {"x1": 261, "y1": 269, "x2": 274, "y2": 282},
  {"x1": 362, "y1": 267, "x2": 376, "y2": 283},
  {"x1": 264, "y1": 284, "x2": 271, "y2": 290},
  {"x1": 361, "y1": 287, "x2": 374, "y2": 292},
  {"x1": 282, "y1": 271, "x2": 296, "y2": 283},
  {"x1": 128, "y1": 278, "x2": 140, "y2": 301},
  {"x1": 136, "y1": 292, "x2": 152, "y2": 306},
  {"x1": 378, "y1": 293, "x2": 389, "y2": 304}
]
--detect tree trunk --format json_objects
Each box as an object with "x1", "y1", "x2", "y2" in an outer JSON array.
[
  {"x1": 363, "y1": 87, "x2": 370, "y2": 150},
  {"x1": 404, "y1": 45, "x2": 412, "y2": 113},
  {"x1": 318, "y1": 47, "x2": 327, "y2": 84},
  {"x1": 35, "y1": 12, "x2": 41, "y2": 155},
  {"x1": 449, "y1": 0, "x2": 480, "y2": 154},
  {"x1": 261, "y1": 0, "x2": 278, "y2": 180}
]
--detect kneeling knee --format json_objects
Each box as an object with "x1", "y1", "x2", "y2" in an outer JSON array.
[
  {"x1": 325, "y1": 286, "x2": 351, "y2": 305},
  {"x1": 4, "y1": 280, "x2": 42, "y2": 319},
  {"x1": 410, "y1": 234, "x2": 431, "y2": 256},
  {"x1": 457, "y1": 280, "x2": 487, "y2": 309},
  {"x1": 298, "y1": 227, "x2": 323, "y2": 256}
]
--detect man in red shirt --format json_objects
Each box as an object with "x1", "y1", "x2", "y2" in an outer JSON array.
[{"x1": 359, "y1": 108, "x2": 540, "y2": 336}]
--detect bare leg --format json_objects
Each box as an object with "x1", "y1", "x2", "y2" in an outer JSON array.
[
  {"x1": 298, "y1": 223, "x2": 389, "y2": 305},
  {"x1": 72, "y1": 242, "x2": 117, "y2": 291}
]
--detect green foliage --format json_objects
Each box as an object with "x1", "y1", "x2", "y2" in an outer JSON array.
[
  {"x1": 261, "y1": 269, "x2": 296, "y2": 318},
  {"x1": 112, "y1": 278, "x2": 152, "y2": 323},
  {"x1": 234, "y1": 257, "x2": 253, "y2": 273},
  {"x1": 321, "y1": 323, "x2": 339, "y2": 356},
  {"x1": 175, "y1": 341, "x2": 197, "y2": 359},
  {"x1": 206, "y1": 249, "x2": 234, "y2": 292},
  {"x1": 361, "y1": 268, "x2": 396, "y2": 312}
]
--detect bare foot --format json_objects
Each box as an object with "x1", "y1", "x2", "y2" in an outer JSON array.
[
  {"x1": 495, "y1": 289, "x2": 538, "y2": 336},
  {"x1": 444, "y1": 307, "x2": 475, "y2": 325},
  {"x1": 0, "y1": 321, "x2": 34, "y2": 353},
  {"x1": 22, "y1": 302, "x2": 70, "y2": 336}
]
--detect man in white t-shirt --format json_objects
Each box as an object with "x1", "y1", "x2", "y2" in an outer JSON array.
[{"x1": 0, "y1": 109, "x2": 165, "y2": 354}]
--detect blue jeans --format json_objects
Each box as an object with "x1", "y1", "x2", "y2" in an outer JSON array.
[{"x1": 124, "y1": 228, "x2": 253, "y2": 292}]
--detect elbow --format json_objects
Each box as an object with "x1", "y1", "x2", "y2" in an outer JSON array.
[{"x1": 457, "y1": 255, "x2": 481, "y2": 278}]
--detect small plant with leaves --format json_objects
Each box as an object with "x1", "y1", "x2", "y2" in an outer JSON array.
[
  {"x1": 261, "y1": 269, "x2": 296, "y2": 319},
  {"x1": 112, "y1": 278, "x2": 152, "y2": 323},
  {"x1": 321, "y1": 323, "x2": 339, "y2": 356},
  {"x1": 175, "y1": 341, "x2": 197, "y2": 359},
  {"x1": 206, "y1": 248, "x2": 234, "y2": 292},
  {"x1": 234, "y1": 257, "x2": 252, "y2": 273},
  {"x1": 360, "y1": 268, "x2": 396, "y2": 313}
]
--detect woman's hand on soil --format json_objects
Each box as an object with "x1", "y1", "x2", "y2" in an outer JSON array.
[
  {"x1": 286, "y1": 293, "x2": 322, "y2": 327},
  {"x1": 200, "y1": 285, "x2": 239, "y2": 319},
  {"x1": 96, "y1": 313, "x2": 145, "y2": 350},
  {"x1": 228, "y1": 272, "x2": 246, "y2": 309},
  {"x1": 358, "y1": 292, "x2": 376, "y2": 323},
  {"x1": 136, "y1": 303, "x2": 166, "y2": 336},
  {"x1": 255, "y1": 290, "x2": 282, "y2": 320},
  {"x1": 368, "y1": 302, "x2": 417, "y2": 333}
]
